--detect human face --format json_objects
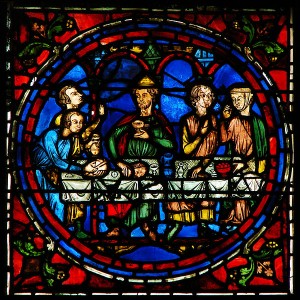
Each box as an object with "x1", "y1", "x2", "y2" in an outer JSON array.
[
  {"x1": 195, "y1": 86, "x2": 214, "y2": 109},
  {"x1": 135, "y1": 89, "x2": 153, "y2": 110},
  {"x1": 66, "y1": 87, "x2": 83, "y2": 108},
  {"x1": 230, "y1": 91, "x2": 247, "y2": 111},
  {"x1": 69, "y1": 114, "x2": 84, "y2": 133},
  {"x1": 133, "y1": 163, "x2": 147, "y2": 178}
]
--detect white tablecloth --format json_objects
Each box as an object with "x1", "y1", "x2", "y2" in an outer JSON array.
[{"x1": 60, "y1": 159, "x2": 265, "y2": 203}]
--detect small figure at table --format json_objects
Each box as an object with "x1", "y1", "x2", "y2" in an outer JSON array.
[
  {"x1": 220, "y1": 83, "x2": 268, "y2": 225},
  {"x1": 32, "y1": 110, "x2": 108, "y2": 238},
  {"x1": 112, "y1": 161, "x2": 163, "y2": 241},
  {"x1": 164, "y1": 80, "x2": 219, "y2": 243},
  {"x1": 105, "y1": 73, "x2": 176, "y2": 242}
]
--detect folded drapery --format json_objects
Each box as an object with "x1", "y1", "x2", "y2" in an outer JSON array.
[{"x1": 61, "y1": 172, "x2": 108, "y2": 202}]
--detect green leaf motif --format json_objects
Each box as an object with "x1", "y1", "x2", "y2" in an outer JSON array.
[
  {"x1": 48, "y1": 25, "x2": 64, "y2": 40},
  {"x1": 252, "y1": 41, "x2": 285, "y2": 55},
  {"x1": 46, "y1": 278, "x2": 55, "y2": 287},
  {"x1": 238, "y1": 257, "x2": 255, "y2": 287},
  {"x1": 252, "y1": 248, "x2": 272, "y2": 260},
  {"x1": 240, "y1": 266, "x2": 252, "y2": 276},
  {"x1": 252, "y1": 244, "x2": 282, "y2": 260},
  {"x1": 14, "y1": 239, "x2": 45, "y2": 257},
  {"x1": 274, "y1": 249, "x2": 282, "y2": 257},
  {"x1": 47, "y1": 14, "x2": 77, "y2": 39},
  {"x1": 47, "y1": 15, "x2": 66, "y2": 39},
  {"x1": 241, "y1": 16, "x2": 255, "y2": 43},
  {"x1": 43, "y1": 260, "x2": 56, "y2": 277},
  {"x1": 18, "y1": 42, "x2": 51, "y2": 58}
]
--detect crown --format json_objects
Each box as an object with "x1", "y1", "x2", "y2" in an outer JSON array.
[{"x1": 137, "y1": 75, "x2": 156, "y2": 87}]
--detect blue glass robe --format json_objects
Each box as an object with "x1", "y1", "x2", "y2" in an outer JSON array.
[{"x1": 32, "y1": 128, "x2": 82, "y2": 221}]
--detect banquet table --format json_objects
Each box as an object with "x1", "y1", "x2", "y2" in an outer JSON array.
[{"x1": 59, "y1": 158, "x2": 265, "y2": 234}]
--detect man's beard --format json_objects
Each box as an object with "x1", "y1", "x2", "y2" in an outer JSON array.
[{"x1": 138, "y1": 101, "x2": 151, "y2": 110}]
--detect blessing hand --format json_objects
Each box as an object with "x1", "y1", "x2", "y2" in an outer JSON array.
[
  {"x1": 134, "y1": 129, "x2": 149, "y2": 139},
  {"x1": 187, "y1": 117, "x2": 199, "y2": 136},
  {"x1": 98, "y1": 104, "x2": 105, "y2": 116},
  {"x1": 223, "y1": 105, "x2": 232, "y2": 119}
]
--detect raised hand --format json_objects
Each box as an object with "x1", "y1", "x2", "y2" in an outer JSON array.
[
  {"x1": 223, "y1": 105, "x2": 232, "y2": 119},
  {"x1": 187, "y1": 116, "x2": 199, "y2": 136},
  {"x1": 98, "y1": 104, "x2": 105, "y2": 116}
]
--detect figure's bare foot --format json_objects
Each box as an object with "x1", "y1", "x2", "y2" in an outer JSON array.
[
  {"x1": 148, "y1": 230, "x2": 157, "y2": 242},
  {"x1": 220, "y1": 217, "x2": 242, "y2": 225},
  {"x1": 220, "y1": 219, "x2": 230, "y2": 224},
  {"x1": 114, "y1": 245, "x2": 136, "y2": 254},
  {"x1": 229, "y1": 219, "x2": 242, "y2": 225},
  {"x1": 142, "y1": 223, "x2": 157, "y2": 242},
  {"x1": 105, "y1": 227, "x2": 120, "y2": 237}
]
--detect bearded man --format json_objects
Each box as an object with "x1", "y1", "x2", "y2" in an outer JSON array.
[{"x1": 105, "y1": 74, "x2": 176, "y2": 241}]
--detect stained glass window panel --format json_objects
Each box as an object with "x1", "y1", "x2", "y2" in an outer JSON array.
[{"x1": 4, "y1": 1, "x2": 296, "y2": 296}]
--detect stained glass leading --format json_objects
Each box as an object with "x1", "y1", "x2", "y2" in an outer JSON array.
[{"x1": 4, "y1": 2, "x2": 295, "y2": 296}]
